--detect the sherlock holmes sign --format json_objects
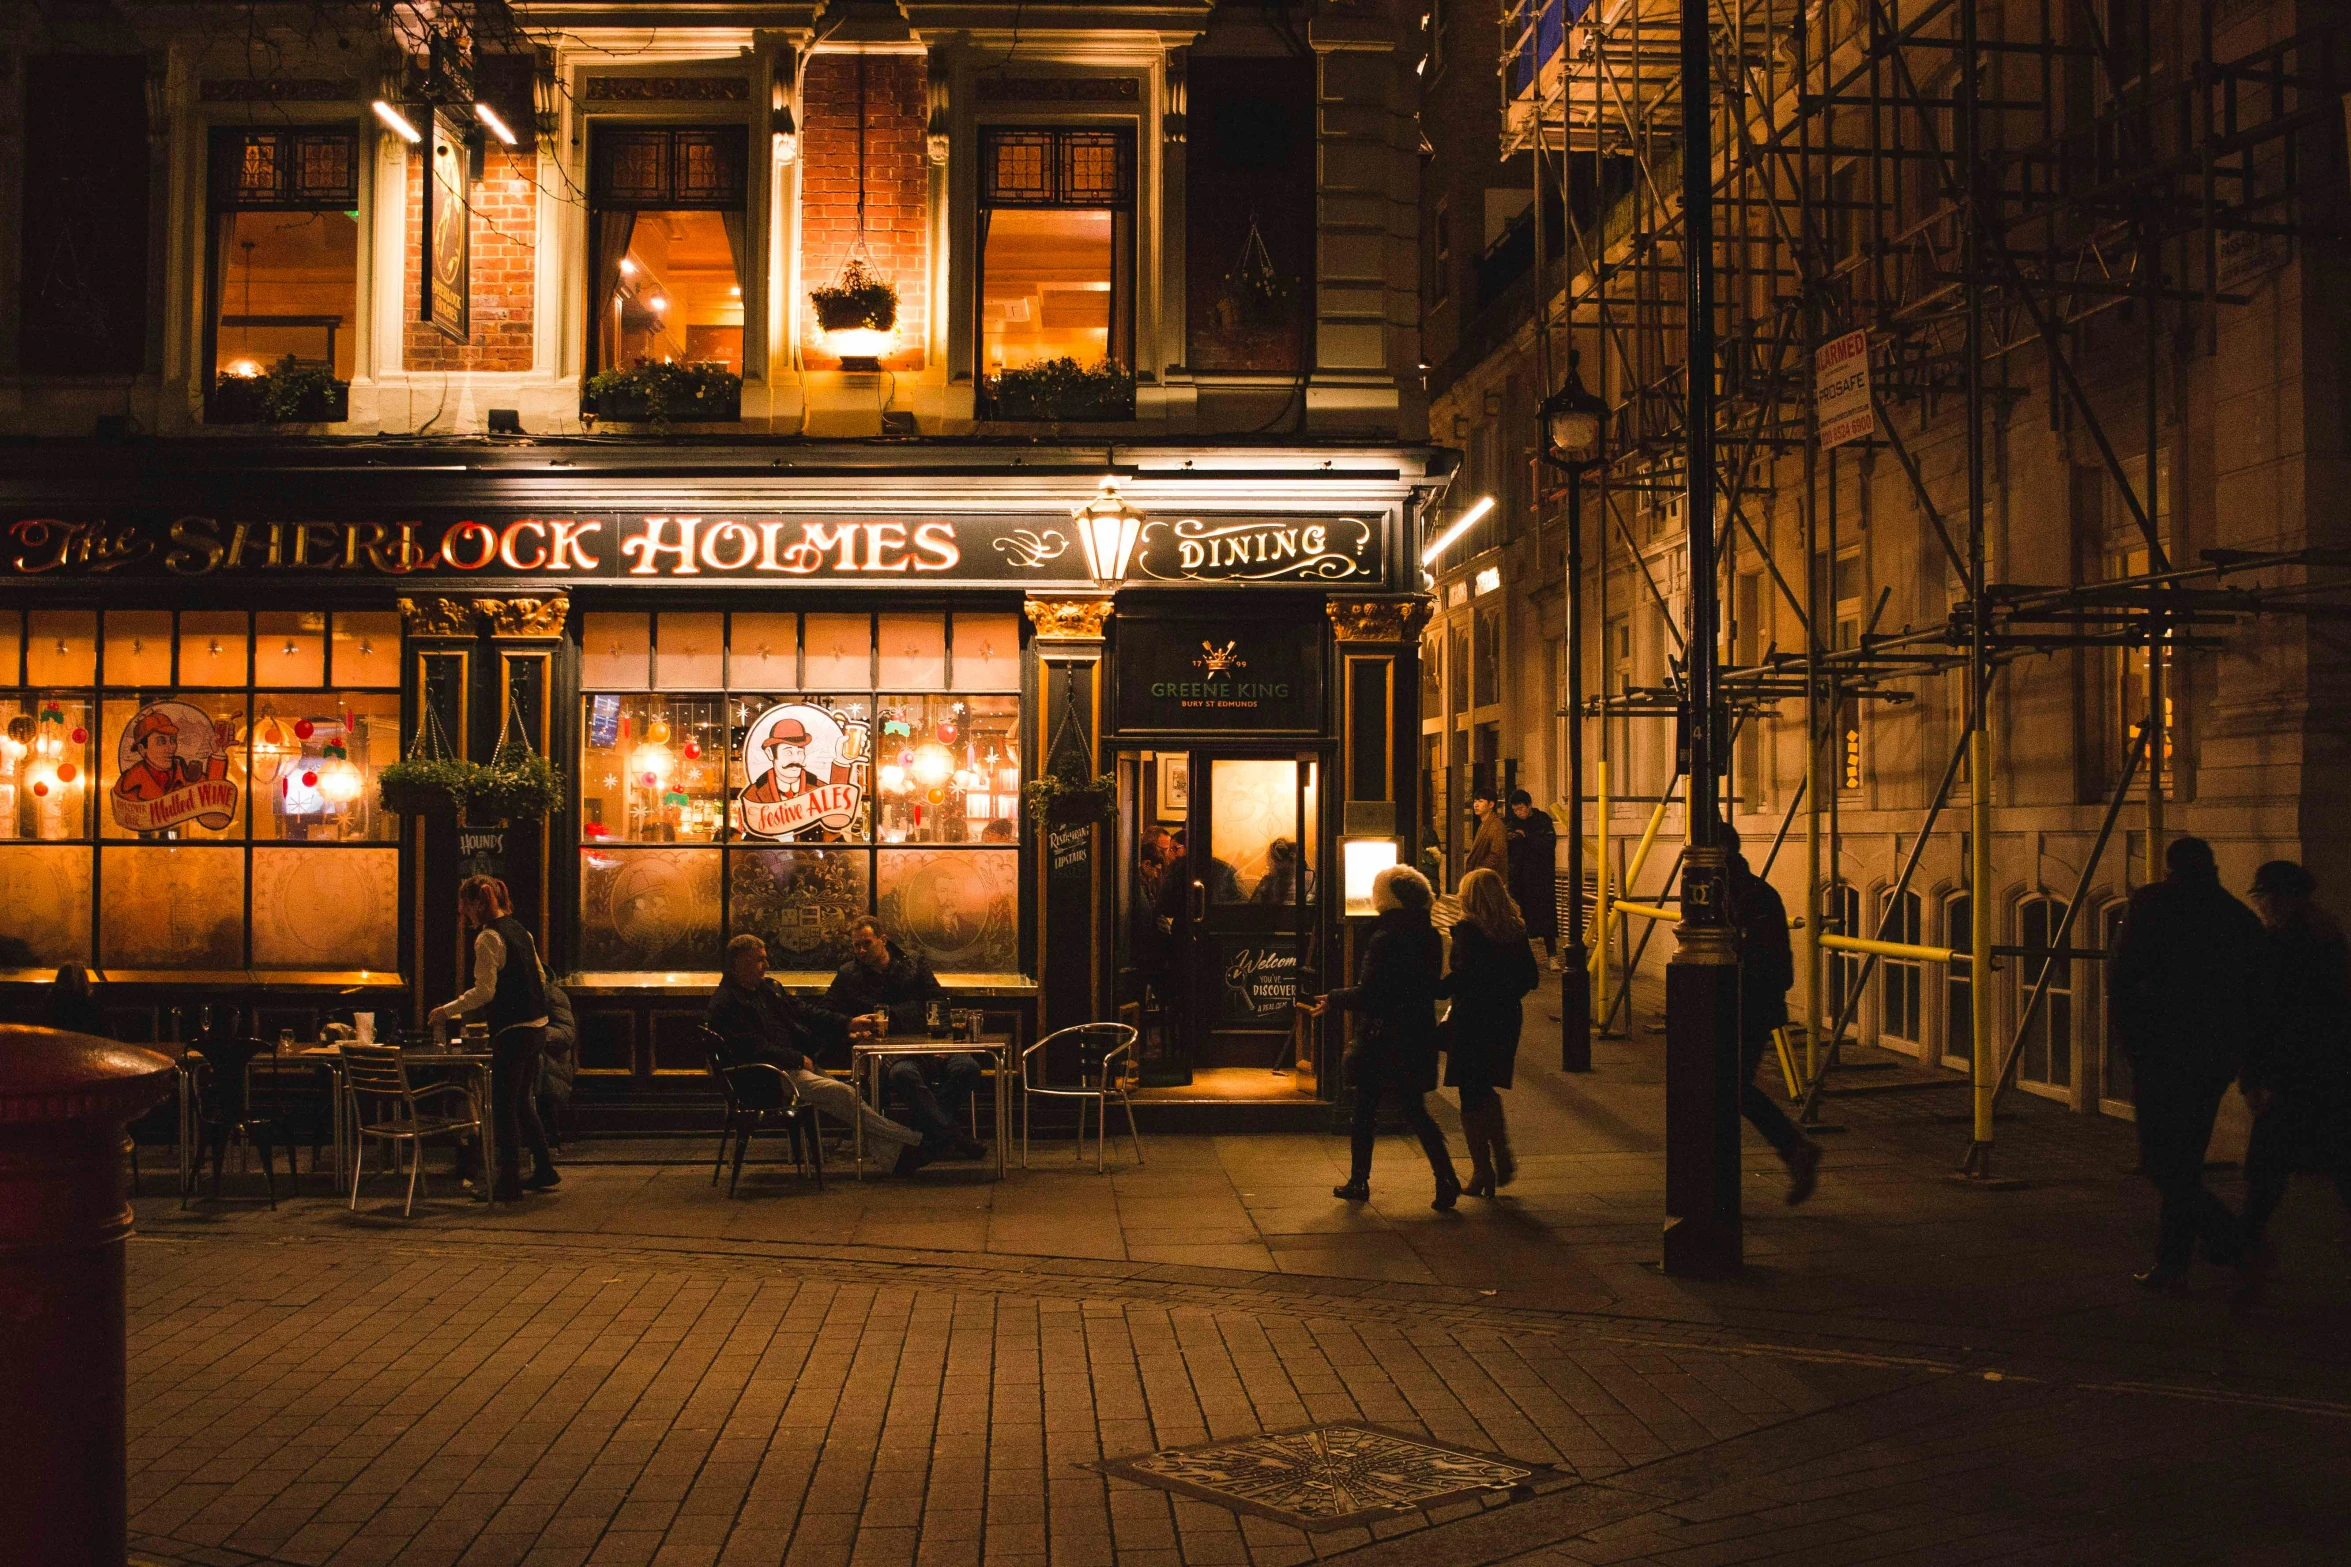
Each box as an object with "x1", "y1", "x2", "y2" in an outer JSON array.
[
  {"x1": 5, "y1": 512, "x2": 1387, "y2": 587},
  {"x1": 1114, "y1": 615, "x2": 1323, "y2": 734}
]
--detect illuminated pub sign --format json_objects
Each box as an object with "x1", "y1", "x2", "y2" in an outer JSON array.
[{"x1": 4, "y1": 511, "x2": 1390, "y2": 586}]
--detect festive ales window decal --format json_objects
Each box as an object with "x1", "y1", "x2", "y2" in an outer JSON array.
[
  {"x1": 736, "y1": 702, "x2": 868, "y2": 840},
  {"x1": 111, "y1": 701, "x2": 239, "y2": 833}
]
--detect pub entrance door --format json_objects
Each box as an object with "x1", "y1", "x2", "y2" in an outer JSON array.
[{"x1": 1117, "y1": 749, "x2": 1323, "y2": 1088}]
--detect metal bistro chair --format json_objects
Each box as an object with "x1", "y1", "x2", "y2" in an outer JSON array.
[
  {"x1": 700, "y1": 1027, "x2": 825, "y2": 1196},
  {"x1": 181, "y1": 1038, "x2": 291, "y2": 1209},
  {"x1": 1020, "y1": 1022, "x2": 1143, "y2": 1173},
  {"x1": 342, "y1": 1043, "x2": 485, "y2": 1218}
]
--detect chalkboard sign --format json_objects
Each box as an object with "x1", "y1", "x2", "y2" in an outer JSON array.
[{"x1": 1215, "y1": 936, "x2": 1302, "y2": 1026}]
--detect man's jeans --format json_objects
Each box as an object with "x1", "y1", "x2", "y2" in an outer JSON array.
[
  {"x1": 887, "y1": 1054, "x2": 985, "y2": 1146},
  {"x1": 788, "y1": 1070, "x2": 921, "y2": 1166}
]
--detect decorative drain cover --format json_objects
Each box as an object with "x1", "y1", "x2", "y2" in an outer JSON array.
[{"x1": 1096, "y1": 1421, "x2": 1547, "y2": 1531}]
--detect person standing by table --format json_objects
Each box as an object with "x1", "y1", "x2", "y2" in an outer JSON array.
[
  {"x1": 825, "y1": 917, "x2": 985, "y2": 1160},
  {"x1": 428, "y1": 875, "x2": 560, "y2": 1200}
]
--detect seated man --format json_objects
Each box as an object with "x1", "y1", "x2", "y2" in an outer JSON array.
[
  {"x1": 706, "y1": 933, "x2": 930, "y2": 1175},
  {"x1": 825, "y1": 917, "x2": 987, "y2": 1160}
]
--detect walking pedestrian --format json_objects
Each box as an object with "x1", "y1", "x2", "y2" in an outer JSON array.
[
  {"x1": 1463, "y1": 786, "x2": 1509, "y2": 881},
  {"x1": 2234, "y1": 860, "x2": 2351, "y2": 1304},
  {"x1": 2110, "y1": 835, "x2": 2264, "y2": 1292},
  {"x1": 1505, "y1": 790, "x2": 1561, "y2": 968},
  {"x1": 1308, "y1": 865, "x2": 1461, "y2": 1210},
  {"x1": 1441, "y1": 868, "x2": 1539, "y2": 1196},
  {"x1": 1722, "y1": 822, "x2": 1822, "y2": 1204},
  {"x1": 428, "y1": 876, "x2": 560, "y2": 1200}
]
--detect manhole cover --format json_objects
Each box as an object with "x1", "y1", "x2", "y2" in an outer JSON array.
[{"x1": 1096, "y1": 1421, "x2": 1549, "y2": 1531}]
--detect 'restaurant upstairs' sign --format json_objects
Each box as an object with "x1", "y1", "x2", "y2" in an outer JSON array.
[{"x1": 4, "y1": 511, "x2": 1389, "y2": 587}]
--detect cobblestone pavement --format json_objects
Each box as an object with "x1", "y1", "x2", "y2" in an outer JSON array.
[{"x1": 125, "y1": 1013, "x2": 2351, "y2": 1566}]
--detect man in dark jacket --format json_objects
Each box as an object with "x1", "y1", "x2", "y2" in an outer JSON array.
[
  {"x1": 1505, "y1": 790, "x2": 1560, "y2": 964},
  {"x1": 707, "y1": 933, "x2": 928, "y2": 1174},
  {"x1": 1722, "y1": 821, "x2": 1822, "y2": 1204},
  {"x1": 825, "y1": 918, "x2": 985, "y2": 1159},
  {"x1": 2234, "y1": 860, "x2": 2351, "y2": 1302},
  {"x1": 2110, "y1": 836, "x2": 2264, "y2": 1291}
]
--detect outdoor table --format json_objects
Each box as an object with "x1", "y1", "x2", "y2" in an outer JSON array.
[
  {"x1": 179, "y1": 1043, "x2": 499, "y2": 1208},
  {"x1": 848, "y1": 1032, "x2": 1013, "y2": 1179}
]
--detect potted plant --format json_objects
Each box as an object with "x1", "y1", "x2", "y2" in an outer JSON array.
[
  {"x1": 1023, "y1": 772, "x2": 1119, "y2": 830},
  {"x1": 809, "y1": 257, "x2": 899, "y2": 335},
  {"x1": 584, "y1": 361, "x2": 742, "y2": 427},
  {"x1": 375, "y1": 756, "x2": 479, "y2": 818},
  {"x1": 210, "y1": 356, "x2": 349, "y2": 425},
  {"x1": 469, "y1": 750, "x2": 565, "y2": 821},
  {"x1": 985, "y1": 357, "x2": 1136, "y2": 423}
]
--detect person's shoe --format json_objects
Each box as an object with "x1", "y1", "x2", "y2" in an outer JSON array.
[
  {"x1": 1493, "y1": 1142, "x2": 1519, "y2": 1190},
  {"x1": 1463, "y1": 1170, "x2": 1496, "y2": 1199},
  {"x1": 894, "y1": 1143, "x2": 932, "y2": 1177},
  {"x1": 2231, "y1": 1239, "x2": 2277, "y2": 1311},
  {"x1": 1333, "y1": 1181, "x2": 1369, "y2": 1201},
  {"x1": 491, "y1": 1180, "x2": 525, "y2": 1203},
  {"x1": 523, "y1": 1168, "x2": 562, "y2": 1192},
  {"x1": 1784, "y1": 1141, "x2": 1822, "y2": 1206},
  {"x1": 1432, "y1": 1174, "x2": 1462, "y2": 1212},
  {"x1": 2133, "y1": 1264, "x2": 2190, "y2": 1295}
]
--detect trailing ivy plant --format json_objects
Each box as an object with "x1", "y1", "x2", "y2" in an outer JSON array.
[
  {"x1": 585, "y1": 361, "x2": 742, "y2": 427},
  {"x1": 376, "y1": 756, "x2": 479, "y2": 818},
  {"x1": 1023, "y1": 772, "x2": 1119, "y2": 830},
  {"x1": 985, "y1": 357, "x2": 1135, "y2": 422},
  {"x1": 808, "y1": 258, "x2": 900, "y2": 333}
]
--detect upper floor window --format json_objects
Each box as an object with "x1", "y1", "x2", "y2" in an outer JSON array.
[
  {"x1": 206, "y1": 127, "x2": 360, "y2": 421},
  {"x1": 978, "y1": 127, "x2": 1135, "y2": 408},
  {"x1": 588, "y1": 126, "x2": 749, "y2": 379}
]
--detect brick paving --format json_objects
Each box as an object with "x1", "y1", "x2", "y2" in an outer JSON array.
[{"x1": 124, "y1": 1010, "x2": 2351, "y2": 1565}]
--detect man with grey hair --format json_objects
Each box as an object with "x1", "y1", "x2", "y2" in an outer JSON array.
[{"x1": 706, "y1": 932, "x2": 930, "y2": 1175}]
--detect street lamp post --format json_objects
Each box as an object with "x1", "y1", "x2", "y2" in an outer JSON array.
[{"x1": 1539, "y1": 353, "x2": 1606, "y2": 1074}]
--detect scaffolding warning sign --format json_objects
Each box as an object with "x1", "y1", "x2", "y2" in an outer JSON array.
[{"x1": 1816, "y1": 330, "x2": 1874, "y2": 449}]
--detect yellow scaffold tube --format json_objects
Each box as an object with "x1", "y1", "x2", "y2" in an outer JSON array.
[
  {"x1": 1816, "y1": 934, "x2": 1957, "y2": 964},
  {"x1": 1590, "y1": 783, "x2": 1673, "y2": 976},
  {"x1": 1612, "y1": 900, "x2": 1679, "y2": 924}
]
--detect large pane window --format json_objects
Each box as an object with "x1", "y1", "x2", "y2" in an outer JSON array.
[
  {"x1": 588, "y1": 126, "x2": 749, "y2": 376},
  {"x1": 206, "y1": 128, "x2": 361, "y2": 416},
  {"x1": 0, "y1": 610, "x2": 401, "y2": 976},
  {"x1": 577, "y1": 610, "x2": 1025, "y2": 976},
  {"x1": 2014, "y1": 896, "x2": 2073, "y2": 1090},
  {"x1": 978, "y1": 128, "x2": 1135, "y2": 407}
]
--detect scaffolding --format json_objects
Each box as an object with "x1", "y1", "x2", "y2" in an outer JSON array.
[{"x1": 1497, "y1": 0, "x2": 2351, "y2": 1174}]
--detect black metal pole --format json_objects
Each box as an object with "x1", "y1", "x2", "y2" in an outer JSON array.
[
  {"x1": 1661, "y1": 0, "x2": 1743, "y2": 1277},
  {"x1": 1562, "y1": 469, "x2": 1592, "y2": 1071}
]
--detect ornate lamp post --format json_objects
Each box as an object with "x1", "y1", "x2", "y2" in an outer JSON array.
[{"x1": 1539, "y1": 352, "x2": 1607, "y2": 1073}]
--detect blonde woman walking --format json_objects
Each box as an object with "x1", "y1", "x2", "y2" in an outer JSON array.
[{"x1": 1441, "y1": 868, "x2": 1539, "y2": 1196}]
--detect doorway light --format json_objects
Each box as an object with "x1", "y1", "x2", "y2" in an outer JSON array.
[{"x1": 372, "y1": 100, "x2": 422, "y2": 144}]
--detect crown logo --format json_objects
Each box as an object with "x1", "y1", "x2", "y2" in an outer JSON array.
[{"x1": 1193, "y1": 640, "x2": 1245, "y2": 676}]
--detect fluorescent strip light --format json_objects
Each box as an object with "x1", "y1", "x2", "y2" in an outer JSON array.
[
  {"x1": 474, "y1": 101, "x2": 518, "y2": 146},
  {"x1": 1421, "y1": 494, "x2": 1496, "y2": 565},
  {"x1": 372, "y1": 100, "x2": 422, "y2": 144}
]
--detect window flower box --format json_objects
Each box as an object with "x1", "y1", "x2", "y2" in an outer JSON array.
[
  {"x1": 584, "y1": 362, "x2": 742, "y2": 426},
  {"x1": 983, "y1": 357, "x2": 1135, "y2": 423}
]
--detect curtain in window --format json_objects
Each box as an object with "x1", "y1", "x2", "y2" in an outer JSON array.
[{"x1": 589, "y1": 210, "x2": 637, "y2": 370}]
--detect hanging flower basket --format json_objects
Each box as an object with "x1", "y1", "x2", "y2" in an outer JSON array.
[
  {"x1": 470, "y1": 752, "x2": 565, "y2": 821},
  {"x1": 810, "y1": 258, "x2": 899, "y2": 334},
  {"x1": 376, "y1": 756, "x2": 478, "y2": 818},
  {"x1": 1023, "y1": 773, "x2": 1118, "y2": 830}
]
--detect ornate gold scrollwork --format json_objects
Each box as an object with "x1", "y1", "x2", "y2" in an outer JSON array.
[
  {"x1": 1327, "y1": 598, "x2": 1434, "y2": 643},
  {"x1": 481, "y1": 596, "x2": 571, "y2": 638},
  {"x1": 1024, "y1": 598, "x2": 1115, "y2": 642},
  {"x1": 397, "y1": 597, "x2": 475, "y2": 638}
]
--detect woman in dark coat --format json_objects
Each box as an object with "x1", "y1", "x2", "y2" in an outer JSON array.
[
  {"x1": 2236, "y1": 860, "x2": 2351, "y2": 1303},
  {"x1": 1505, "y1": 790, "x2": 1560, "y2": 963},
  {"x1": 1309, "y1": 865, "x2": 1460, "y2": 1210},
  {"x1": 1441, "y1": 868, "x2": 1540, "y2": 1196}
]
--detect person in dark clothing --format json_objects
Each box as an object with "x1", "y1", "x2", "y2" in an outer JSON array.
[
  {"x1": 1309, "y1": 865, "x2": 1461, "y2": 1210},
  {"x1": 708, "y1": 933, "x2": 929, "y2": 1174},
  {"x1": 1505, "y1": 791, "x2": 1560, "y2": 965},
  {"x1": 2110, "y1": 835, "x2": 2264, "y2": 1291},
  {"x1": 49, "y1": 965, "x2": 105, "y2": 1036},
  {"x1": 2234, "y1": 860, "x2": 2351, "y2": 1304},
  {"x1": 825, "y1": 918, "x2": 984, "y2": 1159},
  {"x1": 428, "y1": 876, "x2": 558, "y2": 1199},
  {"x1": 1463, "y1": 786, "x2": 1509, "y2": 882},
  {"x1": 1722, "y1": 822, "x2": 1822, "y2": 1205},
  {"x1": 536, "y1": 980, "x2": 577, "y2": 1153},
  {"x1": 1439, "y1": 868, "x2": 1539, "y2": 1196},
  {"x1": 1250, "y1": 838, "x2": 1316, "y2": 905},
  {"x1": 1159, "y1": 827, "x2": 1243, "y2": 910}
]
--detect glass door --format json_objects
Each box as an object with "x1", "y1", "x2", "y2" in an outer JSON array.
[{"x1": 1175, "y1": 753, "x2": 1322, "y2": 1082}]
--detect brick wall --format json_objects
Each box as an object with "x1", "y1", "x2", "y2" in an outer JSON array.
[
  {"x1": 800, "y1": 52, "x2": 928, "y2": 371},
  {"x1": 403, "y1": 144, "x2": 536, "y2": 373}
]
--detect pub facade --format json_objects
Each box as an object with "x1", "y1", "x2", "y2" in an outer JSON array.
[{"x1": 0, "y1": 0, "x2": 1451, "y2": 1121}]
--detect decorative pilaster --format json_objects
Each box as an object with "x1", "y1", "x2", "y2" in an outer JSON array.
[{"x1": 1027, "y1": 598, "x2": 1110, "y2": 1036}]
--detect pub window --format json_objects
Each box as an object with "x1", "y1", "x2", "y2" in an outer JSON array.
[
  {"x1": 205, "y1": 128, "x2": 361, "y2": 417},
  {"x1": 588, "y1": 126, "x2": 750, "y2": 376},
  {"x1": 978, "y1": 127, "x2": 1136, "y2": 404},
  {"x1": 1472, "y1": 607, "x2": 1501, "y2": 708},
  {"x1": 2099, "y1": 452, "x2": 2176, "y2": 798},
  {"x1": 2013, "y1": 894, "x2": 2073, "y2": 1091},
  {"x1": 1877, "y1": 886, "x2": 1923, "y2": 1048},
  {"x1": 1943, "y1": 892, "x2": 1972, "y2": 1062},
  {"x1": 1824, "y1": 880, "x2": 1861, "y2": 1028},
  {"x1": 0, "y1": 608, "x2": 403, "y2": 977},
  {"x1": 575, "y1": 610, "x2": 1025, "y2": 979}
]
